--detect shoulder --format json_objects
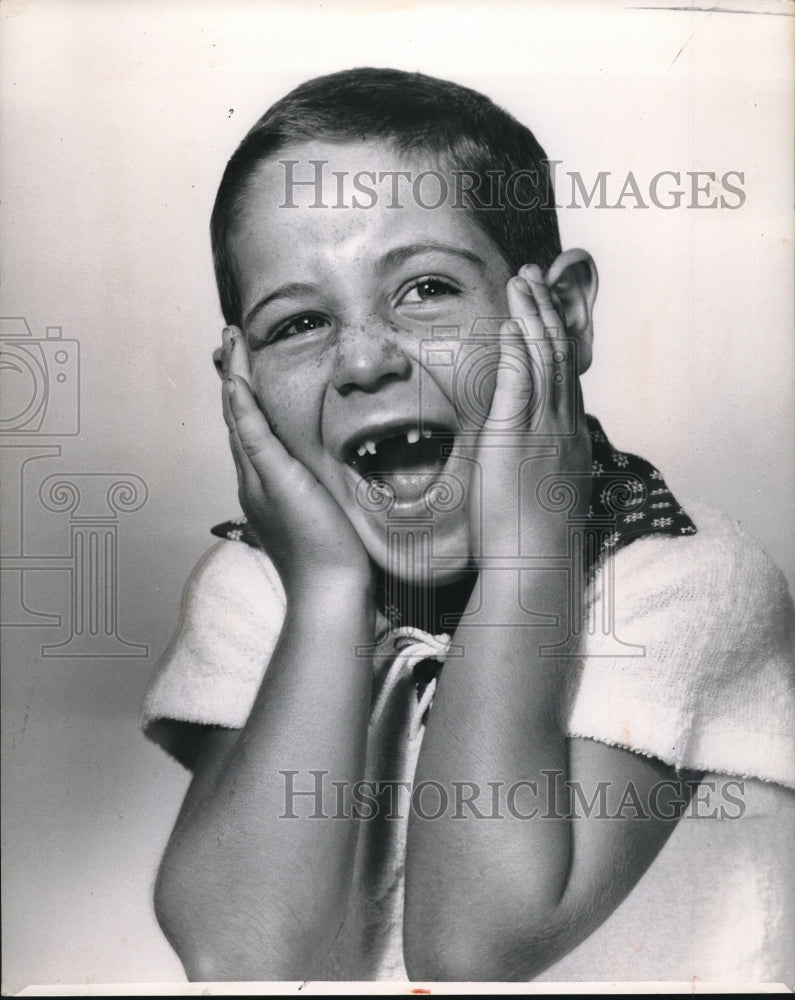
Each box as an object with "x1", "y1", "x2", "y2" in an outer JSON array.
[
  {"x1": 575, "y1": 501, "x2": 794, "y2": 786},
  {"x1": 168, "y1": 538, "x2": 287, "y2": 669},
  {"x1": 141, "y1": 540, "x2": 287, "y2": 762},
  {"x1": 599, "y1": 500, "x2": 794, "y2": 633},
  {"x1": 185, "y1": 537, "x2": 286, "y2": 607}
]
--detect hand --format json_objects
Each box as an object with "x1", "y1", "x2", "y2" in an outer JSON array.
[
  {"x1": 220, "y1": 327, "x2": 373, "y2": 593},
  {"x1": 469, "y1": 264, "x2": 592, "y2": 562}
]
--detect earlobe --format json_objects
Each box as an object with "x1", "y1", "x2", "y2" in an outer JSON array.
[{"x1": 545, "y1": 249, "x2": 598, "y2": 374}]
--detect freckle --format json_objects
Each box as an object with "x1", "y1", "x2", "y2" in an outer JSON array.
[{"x1": 385, "y1": 340, "x2": 405, "y2": 359}]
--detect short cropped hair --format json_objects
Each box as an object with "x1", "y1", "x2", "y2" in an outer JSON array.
[{"x1": 211, "y1": 67, "x2": 562, "y2": 327}]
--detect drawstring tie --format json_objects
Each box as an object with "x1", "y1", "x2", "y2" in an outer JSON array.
[{"x1": 370, "y1": 626, "x2": 451, "y2": 737}]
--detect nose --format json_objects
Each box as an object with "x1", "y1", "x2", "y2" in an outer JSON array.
[{"x1": 332, "y1": 320, "x2": 412, "y2": 395}]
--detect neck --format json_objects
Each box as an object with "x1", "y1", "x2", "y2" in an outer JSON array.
[{"x1": 376, "y1": 567, "x2": 478, "y2": 635}]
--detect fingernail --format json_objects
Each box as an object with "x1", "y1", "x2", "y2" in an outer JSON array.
[{"x1": 514, "y1": 276, "x2": 532, "y2": 296}]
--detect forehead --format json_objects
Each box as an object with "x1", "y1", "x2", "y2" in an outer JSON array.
[{"x1": 229, "y1": 140, "x2": 508, "y2": 286}]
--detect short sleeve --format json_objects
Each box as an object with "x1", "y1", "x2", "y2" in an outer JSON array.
[
  {"x1": 141, "y1": 540, "x2": 286, "y2": 766},
  {"x1": 570, "y1": 501, "x2": 795, "y2": 788}
]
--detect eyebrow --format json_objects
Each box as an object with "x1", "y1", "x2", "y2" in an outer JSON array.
[
  {"x1": 376, "y1": 241, "x2": 485, "y2": 274},
  {"x1": 243, "y1": 242, "x2": 485, "y2": 327},
  {"x1": 243, "y1": 282, "x2": 318, "y2": 327}
]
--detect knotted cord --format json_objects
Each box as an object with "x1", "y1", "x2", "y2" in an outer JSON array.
[{"x1": 369, "y1": 626, "x2": 452, "y2": 737}]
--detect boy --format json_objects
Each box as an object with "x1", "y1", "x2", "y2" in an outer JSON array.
[{"x1": 143, "y1": 68, "x2": 794, "y2": 983}]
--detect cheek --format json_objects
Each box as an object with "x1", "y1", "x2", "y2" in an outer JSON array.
[
  {"x1": 447, "y1": 329, "x2": 503, "y2": 432},
  {"x1": 250, "y1": 362, "x2": 318, "y2": 455}
]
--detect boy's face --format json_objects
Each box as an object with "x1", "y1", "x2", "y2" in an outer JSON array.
[{"x1": 231, "y1": 140, "x2": 515, "y2": 582}]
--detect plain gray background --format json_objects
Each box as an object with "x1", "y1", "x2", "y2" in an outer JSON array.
[{"x1": 1, "y1": 0, "x2": 793, "y2": 991}]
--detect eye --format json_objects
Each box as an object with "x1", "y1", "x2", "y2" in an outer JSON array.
[
  {"x1": 269, "y1": 312, "x2": 331, "y2": 343},
  {"x1": 398, "y1": 276, "x2": 460, "y2": 306}
]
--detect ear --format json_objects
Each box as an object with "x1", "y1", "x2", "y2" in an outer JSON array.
[{"x1": 545, "y1": 248, "x2": 598, "y2": 374}]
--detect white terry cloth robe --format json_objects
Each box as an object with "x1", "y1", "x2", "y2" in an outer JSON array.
[{"x1": 143, "y1": 501, "x2": 795, "y2": 983}]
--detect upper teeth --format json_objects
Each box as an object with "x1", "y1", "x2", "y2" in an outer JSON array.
[{"x1": 355, "y1": 429, "x2": 427, "y2": 457}]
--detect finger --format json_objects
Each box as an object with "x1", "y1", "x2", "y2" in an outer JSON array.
[
  {"x1": 507, "y1": 271, "x2": 566, "y2": 372},
  {"x1": 218, "y1": 332, "x2": 264, "y2": 493},
  {"x1": 226, "y1": 375, "x2": 287, "y2": 483},
  {"x1": 224, "y1": 331, "x2": 278, "y2": 478},
  {"x1": 510, "y1": 277, "x2": 580, "y2": 438},
  {"x1": 226, "y1": 325, "x2": 253, "y2": 385},
  {"x1": 506, "y1": 274, "x2": 542, "y2": 343},
  {"x1": 219, "y1": 325, "x2": 234, "y2": 376},
  {"x1": 222, "y1": 377, "x2": 262, "y2": 501},
  {"x1": 482, "y1": 320, "x2": 535, "y2": 431},
  {"x1": 516, "y1": 267, "x2": 579, "y2": 420},
  {"x1": 220, "y1": 358, "x2": 237, "y2": 433},
  {"x1": 220, "y1": 326, "x2": 252, "y2": 440},
  {"x1": 519, "y1": 264, "x2": 565, "y2": 339},
  {"x1": 506, "y1": 276, "x2": 556, "y2": 425},
  {"x1": 212, "y1": 345, "x2": 224, "y2": 379},
  {"x1": 216, "y1": 324, "x2": 249, "y2": 391}
]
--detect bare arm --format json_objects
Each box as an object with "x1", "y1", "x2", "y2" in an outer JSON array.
[
  {"x1": 155, "y1": 574, "x2": 374, "y2": 981},
  {"x1": 404, "y1": 263, "x2": 697, "y2": 980},
  {"x1": 405, "y1": 569, "x2": 698, "y2": 980},
  {"x1": 154, "y1": 329, "x2": 375, "y2": 980}
]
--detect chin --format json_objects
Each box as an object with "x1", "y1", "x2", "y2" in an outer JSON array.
[{"x1": 356, "y1": 510, "x2": 473, "y2": 588}]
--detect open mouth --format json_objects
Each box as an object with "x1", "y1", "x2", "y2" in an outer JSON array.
[{"x1": 344, "y1": 426, "x2": 456, "y2": 503}]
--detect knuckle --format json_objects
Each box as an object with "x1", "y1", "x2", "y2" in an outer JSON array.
[
  {"x1": 240, "y1": 439, "x2": 267, "y2": 466},
  {"x1": 236, "y1": 414, "x2": 266, "y2": 449}
]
